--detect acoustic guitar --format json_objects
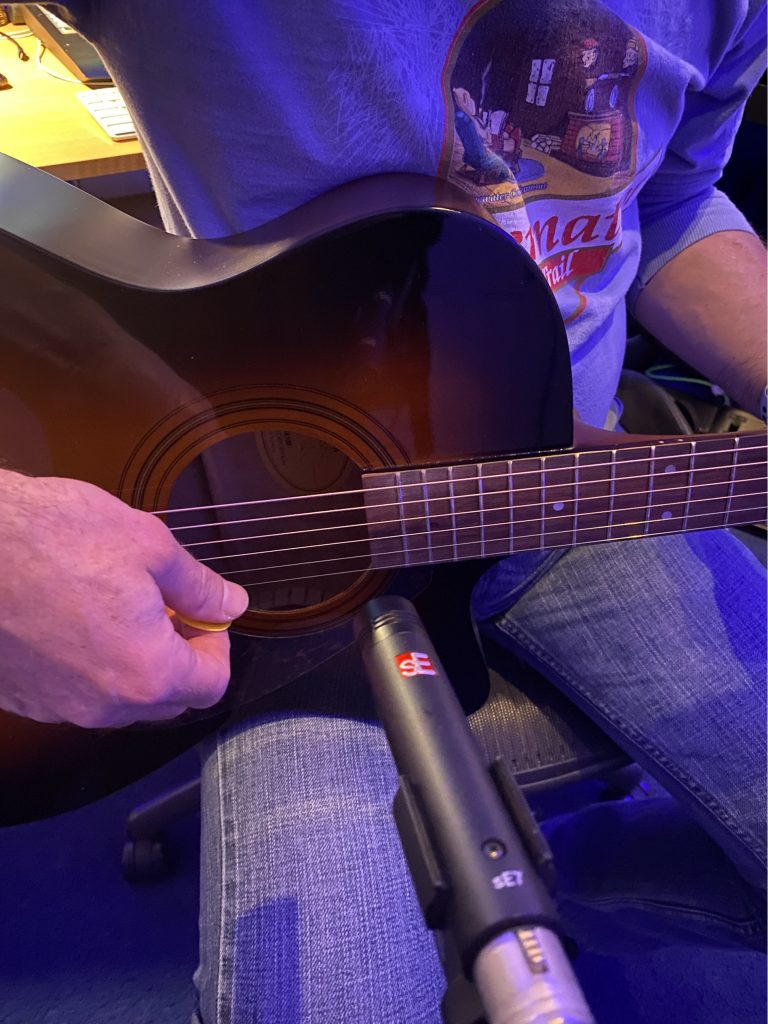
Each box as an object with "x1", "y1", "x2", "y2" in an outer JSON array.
[{"x1": 0, "y1": 154, "x2": 764, "y2": 823}]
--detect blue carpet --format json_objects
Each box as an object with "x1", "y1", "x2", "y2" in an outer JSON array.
[
  {"x1": 0, "y1": 750, "x2": 764, "y2": 1023},
  {"x1": 0, "y1": 750, "x2": 201, "y2": 1024}
]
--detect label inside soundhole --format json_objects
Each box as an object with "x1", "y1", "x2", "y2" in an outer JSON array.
[
  {"x1": 254, "y1": 430, "x2": 354, "y2": 494},
  {"x1": 168, "y1": 430, "x2": 369, "y2": 612}
]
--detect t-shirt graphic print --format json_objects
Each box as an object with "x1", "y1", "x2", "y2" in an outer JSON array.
[{"x1": 439, "y1": 0, "x2": 651, "y2": 324}]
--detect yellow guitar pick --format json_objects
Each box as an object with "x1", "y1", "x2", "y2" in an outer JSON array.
[{"x1": 165, "y1": 607, "x2": 234, "y2": 632}]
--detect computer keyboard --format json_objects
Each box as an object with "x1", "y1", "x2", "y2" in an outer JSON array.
[{"x1": 76, "y1": 86, "x2": 136, "y2": 141}]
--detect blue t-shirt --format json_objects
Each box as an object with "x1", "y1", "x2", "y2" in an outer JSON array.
[{"x1": 64, "y1": 0, "x2": 764, "y2": 427}]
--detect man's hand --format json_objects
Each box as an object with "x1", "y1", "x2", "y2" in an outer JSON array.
[{"x1": 0, "y1": 471, "x2": 250, "y2": 728}]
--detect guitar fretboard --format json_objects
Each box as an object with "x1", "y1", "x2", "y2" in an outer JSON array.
[{"x1": 362, "y1": 433, "x2": 767, "y2": 569}]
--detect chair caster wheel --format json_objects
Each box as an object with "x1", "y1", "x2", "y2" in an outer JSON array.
[{"x1": 121, "y1": 837, "x2": 168, "y2": 882}]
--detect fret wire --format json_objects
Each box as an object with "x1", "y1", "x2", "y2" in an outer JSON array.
[
  {"x1": 682, "y1": 439, "x2": 696, "y2": 531},
  {"x1": 448, "y1": 467, "x2": 458, "y2": 561},
  {"x1": 480, "y1": 468, "x2": 488, "y2": 559},
  {"x1": 725, "y1": 434, "x2": 740, "y2": 519},
  {"x1": 539, "y1": 455, "x2": 546, "y2": 550},
  {"x1": 607, "y1": 448, "x2": 616, "y2": 540},
  {"x1": 396, "y1": 471, "x2": 410, "y2": 565},
  {"x1": 422, "y1": 471, "x2": 433, "y2": 564},
  {"x1": 508, "y1": 459, "x2": 515, "y2": 555},
  {"x1": 466, "y1": 464, "x2": 482, "y2": 560},
  {"x1": 644, "y1": 443, "x2": 656, "y2": 536},
  {"x1": 572, "y1": 451, "x2": 580, "y2": 547}
]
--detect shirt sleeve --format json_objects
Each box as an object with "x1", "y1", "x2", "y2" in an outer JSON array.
[{"x1": 628, "y1": 9, "x2": 767, "y2": 311}]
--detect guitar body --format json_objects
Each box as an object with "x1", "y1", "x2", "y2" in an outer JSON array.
[{"x1": 0, "y1": 157, "x2": 572, "y2": 821}]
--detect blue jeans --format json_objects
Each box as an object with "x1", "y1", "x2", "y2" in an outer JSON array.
[{"x1": 193, "y1": 531, "x2": 766, "y2": 1024}]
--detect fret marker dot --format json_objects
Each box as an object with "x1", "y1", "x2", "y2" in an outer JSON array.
[
  {"x1": 664, "y1": 464, "x2": 676, "y2": 473},
  {"x1": 661, "y1": 510, "x2": 673, "y2": 520},
  {"x1": 552, "y1": 501, "x2": 565, "y2": 512}
]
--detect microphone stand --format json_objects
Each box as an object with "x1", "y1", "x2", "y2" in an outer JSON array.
[{"x1": 354, "y1": 595, "x2": 595, "y2": 1024}]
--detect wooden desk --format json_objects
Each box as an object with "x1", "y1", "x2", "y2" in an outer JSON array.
[{"x1": 0, "y1": 28, "x2": 145, "y2": 179}]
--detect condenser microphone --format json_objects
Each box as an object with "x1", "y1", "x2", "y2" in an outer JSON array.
[{"x1": 355, "y1": 595, "x2": 594, "y2": 1024}]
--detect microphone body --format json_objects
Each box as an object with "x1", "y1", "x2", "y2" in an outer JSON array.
[{"x1": 354, "y1": 596, "x2": 594, "y2": 1024}]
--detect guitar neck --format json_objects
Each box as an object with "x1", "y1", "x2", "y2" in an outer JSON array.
[{"x1": 363, "y1": 431, "x2": 767, "y2": 569}]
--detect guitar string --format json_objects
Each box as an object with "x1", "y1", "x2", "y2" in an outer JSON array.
[
  {"x1": 157, "y1": 455, "x2": 768, "y2": 544},
  {"x1": 168, "y1": 457, "x2": 767, "y2": 536},
  {"x1": 181, "y1": 474, "x2": 767, "y2": 559},
  {"x1": 155, "y1": 442, "x2": 768, "y2": 517},
  {"x1": 211, "y1": 502, "x2": 768, "y2": 590},
  {"x1": 149, "y1": 439, "x2": 768, "y2": 518},
  {"x1": 188, "y1": 489, "x2": 767, "y2": 576}
]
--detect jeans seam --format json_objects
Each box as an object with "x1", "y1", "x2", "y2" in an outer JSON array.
[
  {"x1": 473, "y1": 549, "x2": 569, "y2": 621},
  {"x1": 214, "y1": 740, "x2": 233, "y2": 1024},
  {"x1": 495, "y1": 615, "x2": 768, "y2": 870}
]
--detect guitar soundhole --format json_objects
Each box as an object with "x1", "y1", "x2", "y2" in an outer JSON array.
[{"x1": 166, "y1": 430, "x2": 371, "y2": 613}]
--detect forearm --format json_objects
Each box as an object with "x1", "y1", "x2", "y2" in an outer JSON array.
[{"x1": 633, "y1": 230, "x2": 767, "y2": 416}]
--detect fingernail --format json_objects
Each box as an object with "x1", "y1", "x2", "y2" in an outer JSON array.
[{"x1": 224, "y1": 583, "x2": 250, "y2": 619}]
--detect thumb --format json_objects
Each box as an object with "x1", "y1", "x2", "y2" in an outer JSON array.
[{"x1": 152, "y1": 543, "x2": 249, "y2": 624}]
